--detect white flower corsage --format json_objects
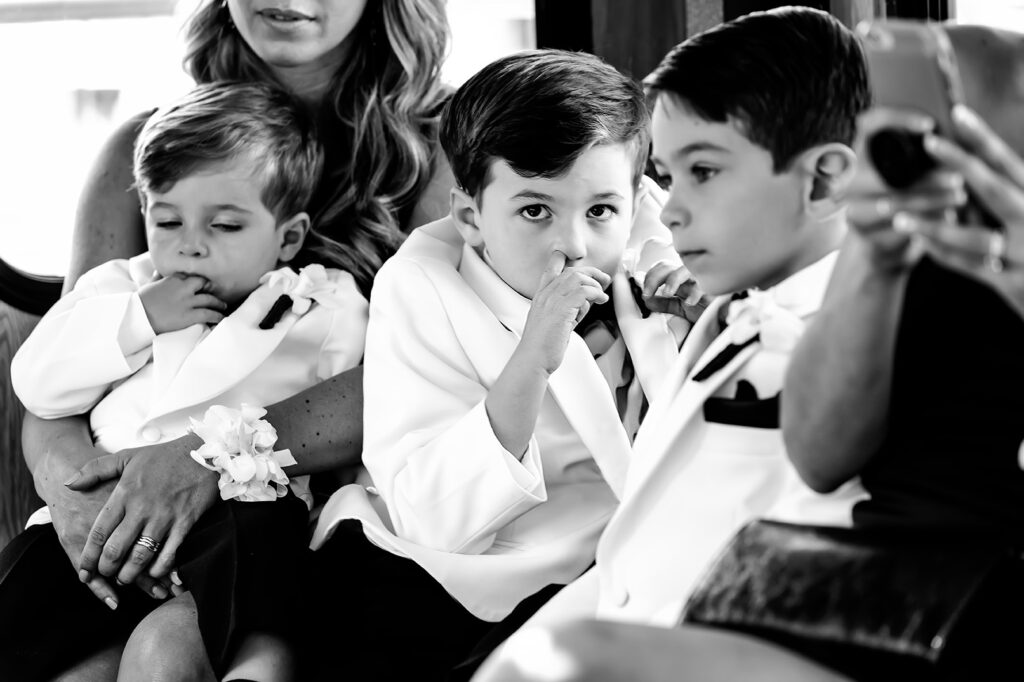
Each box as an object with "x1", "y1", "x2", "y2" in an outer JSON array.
[
  {"x1": 188, "y1": 404, "x2": 297, "y2": 502},
  {"x1": 725, "y1": 291, "x2": 805, "y2": 353}
]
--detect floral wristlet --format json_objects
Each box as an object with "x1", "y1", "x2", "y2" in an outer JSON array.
[{"x1": 188, "y1": 404, "x2": 297, "y2": 502}]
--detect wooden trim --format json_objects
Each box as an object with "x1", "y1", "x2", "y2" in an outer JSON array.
[
  {"x1": 590, "y1": 0, "x2": 688, "y2": 79},
  {"x1": 0, "y1": 301, "x2": 41, "y2": 551},
  {"x1": 535, "y1": 0, "x2": 592, "y2": 52},
  {"x1": 0, "y1": 258, "x2": 62, "y2": 317}
]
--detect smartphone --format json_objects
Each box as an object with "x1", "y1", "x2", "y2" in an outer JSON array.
[
  {"x1": 858, "y1": 20, "x2": 998, "y2": 227},
  {"x1": 856, "y1": 20, "x2": 964, "y2": 190}
]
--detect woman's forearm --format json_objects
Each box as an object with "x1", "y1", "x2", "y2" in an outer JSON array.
[
  {"x1": 22, "y1": 412, "x2": 99, "y2": 504},
  {"x1": 782, "y1": 237, "x2": 909, "y2": 492},
  {"x1": 267, "y1": 365, "x2": 364, "y2": 476}
]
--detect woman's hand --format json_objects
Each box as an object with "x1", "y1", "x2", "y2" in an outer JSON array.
[
  {"x1": 67, "y1": 433, "x2": 218, "y2": 589},
  {"x1": 901, "y1": 105, "x2": 1024, "y2": 318},
  {"x1": 844, "y1": 108, "x2": 965, "y2": 274}
]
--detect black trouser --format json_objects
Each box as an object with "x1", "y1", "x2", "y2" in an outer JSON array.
[
  {"x1": 305, "y1": 521, "x2": 561, "y2": 682},
  {"x1": 0, "y1": 496, "x2": 309, "y2": 681},
  {"x1": 0, "y1": 523, "x2": 158, "y2": 682}
]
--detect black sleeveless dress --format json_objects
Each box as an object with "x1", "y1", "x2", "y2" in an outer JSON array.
[{"x1": 853, "y1": 257, "x2": 1024, "y2": 542}]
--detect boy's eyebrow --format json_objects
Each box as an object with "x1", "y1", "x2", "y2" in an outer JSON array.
[
  {"x1": 509, "y1": 190, "x2": 626, "y2": 202},
  {"x1": 146, "y1": 201, "x2": 255, "y2": 214},
  {"x1": 652, "y1": 142, "x2": 731, "y2": 165},
  {"x1": 510, "y1": 190, "x2": 556, "y2": 202}
]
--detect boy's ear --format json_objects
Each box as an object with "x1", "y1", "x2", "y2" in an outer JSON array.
[
  {"x1": 277, "y1": 212, "x2": 311, "y2": 263},
  {"x1": 797, "y1": 143, "x2": 857, "y2": 216},
  {"x1": 450, "y1": 187, "x2": 485, "y2": 248}
]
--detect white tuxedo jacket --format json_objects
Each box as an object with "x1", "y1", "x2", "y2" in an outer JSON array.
[
  {"x1": 13, "y1": 253, "x2": 368, "y2": 522},
  {"x1": 312, "y1": 200, "x2": 683, "y2": 621},
  {"x1": 529, "y1": 251, "x2": 868, "y2": 628}
]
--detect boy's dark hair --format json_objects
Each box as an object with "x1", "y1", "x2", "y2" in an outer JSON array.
[
  {"x1": 440, "y1": 49, "x2": 650, "y2": 197},
  {"x1": 134, "y1": 81, "x2": 362, "y2": 273},
  {"x1": 134, "y1": 80, "x2": 323, "y2": 221},
  {"x1": 645, "y1": 6, "x2": 870, "y2": 171}
]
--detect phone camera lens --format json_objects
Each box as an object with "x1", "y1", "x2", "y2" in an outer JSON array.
[{"x1": 867, "y1": 128, "x2": 937, "y2": 189}]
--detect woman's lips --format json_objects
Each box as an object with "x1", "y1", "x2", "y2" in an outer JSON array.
[{"x1": 257, "y1": 8, "x2": 314, "y2": 22}]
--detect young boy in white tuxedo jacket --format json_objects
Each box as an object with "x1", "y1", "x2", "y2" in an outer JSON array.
[
  {"x1": 474, "y1": 9, "x2": 878, "y2": 680},
  {"x1": 306, "y1": 50, "x2": 683, "y2": 680},
  {"x1": 5, "y1": 82, "x2": 367, "y2": 682}
]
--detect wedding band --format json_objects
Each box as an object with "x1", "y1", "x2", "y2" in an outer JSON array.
[
  {"x1": 984, "y1": 231, "x2": 1007, "y2": 274},
  {"x1": 136, "y1": 535, "x2": 162, "y2": 554}
]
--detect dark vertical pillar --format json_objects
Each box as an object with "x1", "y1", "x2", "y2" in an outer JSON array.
[{"x1": 535, "y1": 0, "x2": 593, "y2": 53}]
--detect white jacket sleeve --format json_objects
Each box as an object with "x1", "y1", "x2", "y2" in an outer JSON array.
[
  {"x1": 363, "y1": 258, "x2": 547, "y2": 555},
  {"x1": 11, "y1": 260, "x2": 155, "y2": 418},
  {"x1": 316, "y1": 269, "x2": 369, "y2": 380}
]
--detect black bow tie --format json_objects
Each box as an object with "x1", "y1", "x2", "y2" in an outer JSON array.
[{"x1": 691, "y1": 291, "x2": 756, "y2": 382}]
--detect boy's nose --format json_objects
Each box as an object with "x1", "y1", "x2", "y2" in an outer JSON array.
[
  {"x1": 555, "y1": 221, "x2": 588, "y2": 262},
  {"x1": 178, "y1": 231, "x2": 208, "y2": 257},
  {"x1": 659, "y1": 195, "x2": 690, "y2": 232}
]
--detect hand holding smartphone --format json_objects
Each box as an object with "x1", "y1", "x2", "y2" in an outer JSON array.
[
  {"x1": 858, "y1": 19, "x2": 998, "y2": 227},
  {"x1": 857, "y1": 20, "x2": 962, "y2": 189}
]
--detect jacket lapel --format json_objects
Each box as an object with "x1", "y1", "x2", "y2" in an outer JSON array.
[
  {"x1": 447, "y1": 243, "x2": 632, "y2": 497},
  {"x1": 146, "y1": 284, "x2": 297, "y2": 420},
  {"x1": 546, "y1": 333, "x2": 631, "y2": 498},
  {"x1": 611, "y1": 271, "x2": 680, "y2": 402},
  {"x1": 627, "y1": 296, "x2": 761, "y2": 493}
]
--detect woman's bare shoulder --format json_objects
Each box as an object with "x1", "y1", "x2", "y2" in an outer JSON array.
[{"x1": 67, "y1": 109, "x2": 155, "y2": 289}]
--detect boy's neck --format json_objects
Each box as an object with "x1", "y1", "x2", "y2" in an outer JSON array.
[{"x1": 754, "y1": 212, "x2": 846, "y2": 292}]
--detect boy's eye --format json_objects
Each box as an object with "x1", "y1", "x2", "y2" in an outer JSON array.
[
  {"x1": 212, "y1": 222, "x2": 242, "y2": 232},
  {"x1": 691, "y1": 165, "x2": 719, "y2": 184},
  {"x1": 519, "y1": 205, "x2": 551, "y2": 221},
  {"x1": 587, "y1": 204, "x2": 618, "y2": 220},
  {"x1": 154, "y1": 220, "x2": 181, "y2": 229}
]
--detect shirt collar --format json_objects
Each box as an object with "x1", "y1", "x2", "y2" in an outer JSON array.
[
  {"x1": 457, "y1": 243, "x2": 532, "y2": 336},
  {"x1": 758, "y1": 249, "x2": 839, "y2": 317}
]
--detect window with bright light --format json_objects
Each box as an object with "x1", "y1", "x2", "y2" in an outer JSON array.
[
  {"x1": 953, "y1": 0, "x2": 1024, "y2": 32},
  {"x1": 0, "y1": 0, "x2": 534, "y2": 277}
]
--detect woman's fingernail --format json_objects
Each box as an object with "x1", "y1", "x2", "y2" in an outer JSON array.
[
  {"x1": 152, "y1": 585, "x2": 169, "y2": 600},
  {"x1": 952, "y1": 104, "x2": 974, "y2": 126},
  {"x1": 893, "y1": 212, "x2": 916, "y2": 233},
  {"x1": 78, "y1": 569, "x2": 90, "y2": 583},
  {"x1": 170, "y1": 570, "x2": 182, "y2": 586},
  {"x1": 906, "y1": 114, "x2": 935, "y2": 133},
  {"x1": 63, "y1": 472, "x2": 81, "y2": 486},
  {"x1": 104, "y1": 597, "x2": 118, "y2": 611}
]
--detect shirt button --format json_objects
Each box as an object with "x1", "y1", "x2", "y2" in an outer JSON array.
[{"x1": 141, "y1": 426, "x2": 161, "y2": 442}]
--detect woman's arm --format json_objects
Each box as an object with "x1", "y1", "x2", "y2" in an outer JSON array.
[
  {"x1": 781, "y1": 235, "x2": 909, "y2": 492},
  {"x1": 21, "y1": 413, "x2": 122, "y2": 604},
  {"x1": 782, "y1": 109, "x2": 964, "y2": 492},
  {"x1": 65, "y1": 110, "x2": 151, "y2": 290},
  {"x1": 18, "y1": 109, "x2": 155, "y2": 603},
  {"x1": 70, "y1": 368, "x2": 366, "y2": 587}
]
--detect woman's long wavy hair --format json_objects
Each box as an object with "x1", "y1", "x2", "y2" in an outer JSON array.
[{"x1": 182, "y1": 0, "x2": 450, "y2": 295}]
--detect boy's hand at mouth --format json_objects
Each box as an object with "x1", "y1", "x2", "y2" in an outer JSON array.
[
  {"x1": 139, "y1": 273, "x2": 228, "y2": 334},
  {"x1": 519, "y1": 252, "x2": 612, "y2": 375}
]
